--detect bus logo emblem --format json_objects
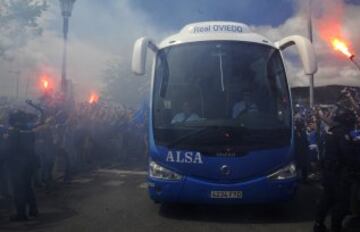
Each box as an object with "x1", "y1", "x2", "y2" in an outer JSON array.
[{"x1": 220, "y1": 165, "x2": 231, "y2": 176}]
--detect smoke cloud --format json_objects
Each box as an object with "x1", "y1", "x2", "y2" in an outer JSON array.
[
  {"x1": 1, "y1": 0, "x2": 360, "y2": 103},
  {"x1": 0, "y1": 0, "x2": 168, "y2": 101},
  {"x1": 256, "y1": 0, "x2": 360, "y2": 87}
]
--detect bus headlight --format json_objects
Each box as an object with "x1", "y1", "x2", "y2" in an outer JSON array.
[
  {"x1": 267, "y1": 163, "x2": 297, "y2": 180},
  {"x1": 149, "y1": 161, "x2": 182, "y2": 180}
]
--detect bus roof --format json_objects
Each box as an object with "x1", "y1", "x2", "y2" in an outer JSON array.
[{"x1": 158, "y1": 21, "x2": 276, "y2": 49}]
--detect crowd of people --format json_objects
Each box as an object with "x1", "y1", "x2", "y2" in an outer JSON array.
[
  {"x1": 294, "y1": 88, "x2": 360, "y2": 182},
  {"x1": 292, "y1": 87, "x2": 360, "y2": 232},
  {"x1": 0, "y1": 87, "x2": 359, "y2": 231},
  {"x1": 0, "y1": 93, "x2": 148, "y2": 221}
]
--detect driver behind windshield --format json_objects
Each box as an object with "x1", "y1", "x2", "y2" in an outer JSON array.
[
  {"x1": 171, "y1": 101, "x2": 200, "y2": 124},
  {"x1": 232, "y1": 90, "x2": 258, "y2": 118}
]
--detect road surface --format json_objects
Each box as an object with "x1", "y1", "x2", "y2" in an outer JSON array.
[{"x1": 0, "y1": 167, "x2": 326, "y2": 232}]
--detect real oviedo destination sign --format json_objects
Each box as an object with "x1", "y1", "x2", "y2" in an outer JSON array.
[{"x1": 191, "y1": 24, "x2": 244, "y2": 34}]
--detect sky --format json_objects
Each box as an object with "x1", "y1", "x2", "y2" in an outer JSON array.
[
  {"x1": 127, "y1": 0, "x2": 296, "y2": 29},
  {"x1": 1, "y1": 0, "x2": 360, "y2": 100}
]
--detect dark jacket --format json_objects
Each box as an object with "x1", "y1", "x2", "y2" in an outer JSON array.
[
  {"x1": 323, "y1": 126, "x2": 360, "y2": 184},
  {"x1": 294, "y1": 128, "x2": 309, "y2": 164},
  {"x1": 6, "y1": 128, "x2": 37, "y2": 165}
]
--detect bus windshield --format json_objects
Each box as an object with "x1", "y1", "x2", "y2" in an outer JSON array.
[{"x1": 153, "y1": 41, "x2": 291, "y2": 154}]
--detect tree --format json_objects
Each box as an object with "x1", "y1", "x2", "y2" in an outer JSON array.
[
  {"x1": 0, "y1": 0, "x2": 47, "y2": 60},
  {"x1": 102, "y1": 60, "x2": 150, "y2": 107}
]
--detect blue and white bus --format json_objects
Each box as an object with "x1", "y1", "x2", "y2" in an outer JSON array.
[{"x1": 132, "y1": 21, "x2": 317, "y2": 204}]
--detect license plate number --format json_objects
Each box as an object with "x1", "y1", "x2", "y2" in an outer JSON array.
[{"x1": 210, "y1": 191, "x2": 243, "y2": 199}]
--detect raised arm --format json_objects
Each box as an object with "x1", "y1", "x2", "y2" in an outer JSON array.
[{"x1": 25, "y1": 99, "x2": 45, "y2": 128}]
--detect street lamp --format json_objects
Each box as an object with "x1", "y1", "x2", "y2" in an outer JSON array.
[
  {"x1": 59, "y1": 0, "x2": 76, "y2": 96},
  {"x1": 307, "y1": 0, "x2": 315, "y2": 107}
]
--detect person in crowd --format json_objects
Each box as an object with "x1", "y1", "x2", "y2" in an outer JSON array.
[
  {"x1": 307, "y1": 118, "x2": 319, "y2": 158},
  {"x1": 313, "y1": 106, "x2": 358, "y2": 232},
  {"x1": 350, "y1": 118, "x2": 360, "y2": 142},
  {"x1": 349, "y1": 116, "x2": 360, "y2": 218},
  {"x1": 62, "y1": 114, "x2": 79, "y2": 180},
  {"x1": 306, "y1": 117, "x2": 321, "y2": 180},
  {"x1": 5, "y1": 107, "x2": 44, "y2": 221},
  {"x1": 294, "y1": 117, "x2": 310, "y2": 183},
  {"x1": 232, "y1": 90, "x2": 258, "y2": 118},
  {"x1": 0, "y1": 120, "x2": 10, "y2": 200},
  {"x1": 34, "y1": 117, "x2": 56, "y2": 190}
]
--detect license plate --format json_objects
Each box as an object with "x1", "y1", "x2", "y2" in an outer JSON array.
[{"x1": 210, "y1": 191, "x2": 243, "y2": 199}]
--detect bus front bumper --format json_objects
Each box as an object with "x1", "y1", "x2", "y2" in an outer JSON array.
[{"x1": 148, "y1": 175, "x2": 297, "y2": 204}]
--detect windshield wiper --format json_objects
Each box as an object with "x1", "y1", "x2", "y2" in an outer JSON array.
[
  {"x1": 168, "y1": 126, "x2": 221, "y2": 148},
  {"x1": 212, "y1": 45, "x2": 226, "y2": 92}
]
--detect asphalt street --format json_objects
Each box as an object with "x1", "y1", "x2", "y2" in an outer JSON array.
[{"x1": 0, "y1": 165, "x2": 329, "y2": 232}]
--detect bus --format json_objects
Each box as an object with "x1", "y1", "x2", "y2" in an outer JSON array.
[{"x1": 131, "y1": 21, "x2": 317, "y2": 204}]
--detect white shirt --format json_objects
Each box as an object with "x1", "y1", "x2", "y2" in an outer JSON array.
[
  {"x1": 171, "y1": 113, "x2": 200, "y2": 124},
  {"x1": 232, "y1": 102, "x2": 258, "y2": 118}
]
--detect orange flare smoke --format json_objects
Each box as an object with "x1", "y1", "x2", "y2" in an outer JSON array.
[
  {"x1": 88, "y1": 93, "x2": 99, "y2": 104},
  {"x1": 331, "y1": 38, "x2": 353, "y2": 58},
  {"x1": 42, "y1": 79, "x2": 49, "y2": 89}
]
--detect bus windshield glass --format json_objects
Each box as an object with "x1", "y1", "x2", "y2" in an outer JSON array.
[{"x1": 153, "y1": 41, "x2": 291, "y2": 154}]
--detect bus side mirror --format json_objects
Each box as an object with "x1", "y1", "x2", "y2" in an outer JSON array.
[
  {"x1": 132, "y1": 37, "x2": 158, "y2": 76},
  {"x1": 275, "y1": 35, "x2": 318, "y2": 75}
]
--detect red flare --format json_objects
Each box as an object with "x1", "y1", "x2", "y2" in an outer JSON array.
[
  {"x1": 42, "y1": 79, "x2": 49, "y2": 89},
  {"x1": 331, "y1": 38, "x2": 353, "y2": 58},
  {"x1": 88, "y1": 93, "x2": 99, "y2": 104}
]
